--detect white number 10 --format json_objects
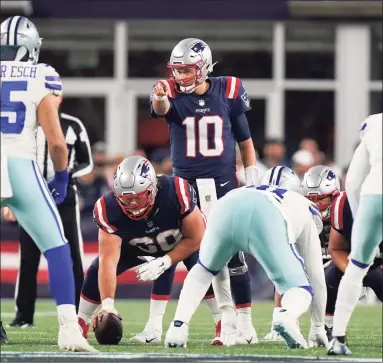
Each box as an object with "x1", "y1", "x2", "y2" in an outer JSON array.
[{"x1": 183, "y1": 116, "x2": 224, "y2": 157}]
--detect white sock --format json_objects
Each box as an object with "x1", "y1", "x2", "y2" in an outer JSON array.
[
  {"x1": 204, "y1": 297, "x2": 222, "y2": 324},
  {"x1": 281, "y1": 287, "x2": 312, "y2": 320},
  {"x1": 212, "y1": 267, "x2": 234, "y2": 310},
  {"x1": 78, "y1": 296, "x2": 100, "y2": 324},
  {"x1": 272, "y1": 307, "x2": 283, "y2": 325},
  {"x1": 174, "y1": 264, "x2": 214, "y2": 324},
  {"x1": 325, "y1": 314, "x2": 334, "y2": 328},
  {"x1": 237, "y1": 306, "x2": 252, "y2": 330},
  {"x1": 333, "y1": 263, "x2": 366, "y2": 337},
  {"x1": 57, "y1": 304, "x2": 77, "y2": 325},
  {"x1": 147, "y1": 298, "x2": 168, "y2": 330}
]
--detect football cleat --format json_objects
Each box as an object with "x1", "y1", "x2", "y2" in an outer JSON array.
[
  {"x1": 6, "y1": 317, "x2": 33, "y2": 329},
  {"x1": 59, "y1": 319, "x2": 98, "y2": 352},
  {"x1": 78, "y1": 317, "x2": 90, "y2": 340},
  {"x1": 272, "y1": 310, "x2": 308, "y2": 349},
  {"x1": 308, "y1": 325, "x2": 329, "y2": 348},
  {"x1": 263, "y1": 330, "x2": 284, "y2": 342},
  {"x1": 211, "y1": 320, "x2": 222, "y2": 345},
  {"x1": 164, "y1": 320, "x2": 188, "y2": 348},
  {"x1": 327, "y1": 337, "x2": 352, "y2": 355},
  {"x1": 129, "y1": 323, "x2": 162, "y2": 344},
  {"x1": 236, "y1": 326, "x2": 259, "y2": 345},
  {"x1": 0, "y1": 321, "x2": 8, "y2": 344}
]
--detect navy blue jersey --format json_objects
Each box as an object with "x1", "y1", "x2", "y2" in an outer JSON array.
[
  {"x1": 330, "y1": 191, "x2": 383, "y2": 261},
  {"x1": 150, "y1": 77, "x2": 251, "y2": 180},
  {"x1": 93, "y1": 175, "x2": 197, "y2": 258},
  {"x1": 330, "y1": 192, "x2": 353, "y2": 246}
]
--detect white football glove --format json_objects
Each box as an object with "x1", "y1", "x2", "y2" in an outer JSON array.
[
  {"x1": 136, "y1": 255, "x2": 172, "y2": 282},
  {"x1": 244, "y1": 166, "x2": 259, "y2": 186},
  {"x1": 220, "y1": 307, "x2": 237, "y2": 346},
  {"x1": 308, "y1": 324, "x2": 329, "y2": 348}
]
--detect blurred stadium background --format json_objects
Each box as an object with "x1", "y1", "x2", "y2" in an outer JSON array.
[{"x1": 1, "y1": 0, "x2": 382, "y2": 302}]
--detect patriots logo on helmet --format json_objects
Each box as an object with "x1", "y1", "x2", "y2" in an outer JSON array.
[
  {"x1": 140, "y1": 161, "x2": 151, "y2": 179},
  {"x1": 191, "y1": 42, "x2": 206, "y2": 55},
  {"x1": 326, "y1": 170, "x2": 336, "y2": 181}
]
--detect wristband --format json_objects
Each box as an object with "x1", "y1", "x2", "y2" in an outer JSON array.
[
  {"x1": 54, "y1": 169, "x2": 69, "y2": 182},
  {"x1": 102, "y1": 298, "x2": 115, "y2": 309},
  {"x1": 154, "y1": 94, "x2": 167, "y2": 101}
]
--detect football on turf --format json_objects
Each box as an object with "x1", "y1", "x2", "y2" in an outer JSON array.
[{"x1": 94, "y1": 312, "x2": 123, "y2": 345}]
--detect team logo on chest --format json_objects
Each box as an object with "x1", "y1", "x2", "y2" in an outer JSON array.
[{"x1": 199, "y1": 99, "x2": 205, "y2": 106}]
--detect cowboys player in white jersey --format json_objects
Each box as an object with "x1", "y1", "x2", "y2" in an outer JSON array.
[
  {"x1": 328, "y1": 113, "x2": 383, "y2": 355},
  {"x1": 164, "y1": 166, "x2": 327, "y2": 349},
  {"x1": 1, "y1": 16, "x2": 95, "y2": 352}
]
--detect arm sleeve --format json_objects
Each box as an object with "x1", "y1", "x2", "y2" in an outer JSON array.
[
  {"x1": 295, "y1": 220, "x2": 327, "y2": 326},
  {"x1": 70, "y1": 118, "x2": 94, "y2": 178},
  {"x1": 230, "y1": 113, "x2": 251, "y2": 143},
  {"x1": 173, "y1": 176, "x2": 197, "y2": 218},
  {"x1": 345, "y1": 140, "x2": 370, "y2": 216},
  {"x1": 34, "y1": 64, "x2": 63, "y2": 106}
]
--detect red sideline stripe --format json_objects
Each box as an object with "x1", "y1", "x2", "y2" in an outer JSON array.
[
  {"x1": 0, "y1": 241, "x2": 99, "y2": 253},
  {"x1": 0, "y1": 269, "x2": 188, "y2": 284}
]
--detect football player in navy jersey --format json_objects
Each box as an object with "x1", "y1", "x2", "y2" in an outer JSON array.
[
  {"x1": 301, "y1": 166, "x2": 383, "y2": 343},
  {"x1": 138, "y1": 38, "x2": 259, "y2": 345},
  {"x1": 77, "y1": 156, "x2": 209, "y2": 340}
]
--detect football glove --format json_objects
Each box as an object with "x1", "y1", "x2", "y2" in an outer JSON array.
[
  {"x1": 308, "y1": 324, "x2": 329, "y2": 348},
  {"x1": 244, "y1": 166, "x2": 259, "y2": 186},
  {"x1": 136, "y1": 255, "x2": 172, "y2": 282},
  {"x1": 48, "y1": 169, "x2": 69, "y2": 205}
]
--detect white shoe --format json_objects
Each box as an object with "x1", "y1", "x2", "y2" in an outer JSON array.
[
  {"x1": 236, "y1": 326, "x2": 259, "y2": 345},
  {"x1": 164, "y1": 320, "x2": 188, "y2": 348},
  {"x1": 58, "y1": 322, "x2": 98, "y2": 352},
  {"x1": 272, "y1": 310, "x2": 308, "y2": 349},
  {"x1": 327, "y1": 337, "x2": 352, "y2": 355},
  {"x1": 263, "y1": 330, "x2": 284, "y2": 342},
  {"x1": 129, "y1": 323, "x2": 162, "y2": 344}
]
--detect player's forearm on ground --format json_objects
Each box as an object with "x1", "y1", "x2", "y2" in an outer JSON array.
[
  {"x1": 239, "y1": 139, "x2": 256, "y2": 167},
  {"x1": 98, "y1": 258, "x2": 118, "y2": 301},
  {"x1": 330, "y1": 251, "x2": 349, "y2": 273},
  {"x1": 152, "y1": 98, "x2": 171, "y2": 116},
  {"x1": 166, "y1": 238, "x2": 200, "y2": 265}
]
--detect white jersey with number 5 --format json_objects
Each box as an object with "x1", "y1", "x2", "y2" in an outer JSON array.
[{"x1": 1, "y1": 61, "x2": 63, "y2": 160}]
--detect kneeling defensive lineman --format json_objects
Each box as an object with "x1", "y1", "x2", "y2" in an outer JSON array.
[
  {"x1": 77, "y1": 156, "x2": 208, "y2": 339},
  {"x1": 165, "y1": 181, "x2": 326, "y2": 349},
  {"x1": 302, "y1": 165, "x2": 383, "y2": 342},
  {"x1": 328, "y1": 113, "x2": 382, "y2": 355}
]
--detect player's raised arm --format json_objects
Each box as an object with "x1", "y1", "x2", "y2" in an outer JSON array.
[{"x1": 151, "y1": 80, "x2": 172, "y2": 116}]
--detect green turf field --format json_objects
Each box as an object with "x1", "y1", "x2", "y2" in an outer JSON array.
[{"x1": 1, "y1": 299, "x2": 382, "y2": 359}]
